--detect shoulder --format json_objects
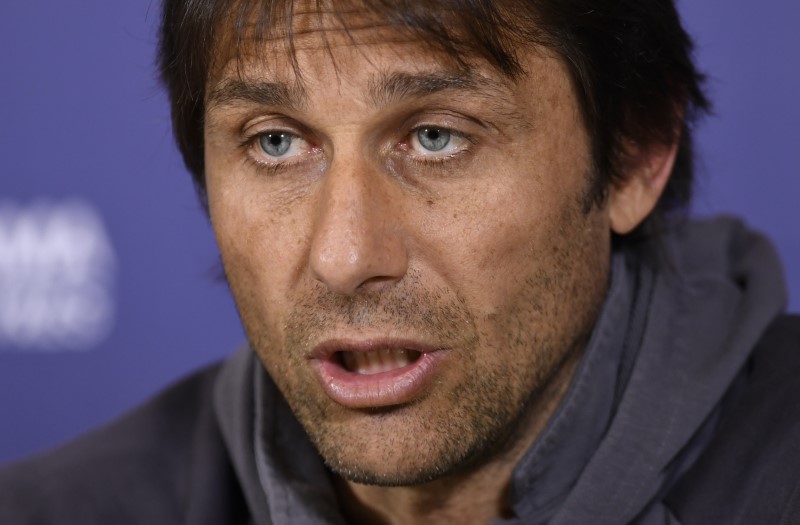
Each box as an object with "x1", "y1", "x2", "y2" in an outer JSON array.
[
  {"x1": 0, "y1": 362, "x2": 230, "y2": 525},
  {"x1": 667, "y1": 314, "x2": 800, "y2": 524}
]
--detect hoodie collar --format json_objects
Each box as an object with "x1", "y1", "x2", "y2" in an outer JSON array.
[
  {"x1": 548, "y1": 217, "x2": 787, "y2": 524},
  {"x1": 502, "y1": 250, "x2": 646, "y2": 524}
]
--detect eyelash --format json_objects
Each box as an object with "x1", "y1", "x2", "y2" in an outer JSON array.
[
  {"x1": 239, "y1": 131, "x2": 309, "y2": 176},
  {"x1": 239, "y1": 125, "x2": 477, "y2": 176},
  {"x1": 403, "y1": 127, "x2": 476, "y2": 165}
]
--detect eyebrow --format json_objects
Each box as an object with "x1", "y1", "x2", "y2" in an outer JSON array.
[
  {"x1": 367, "y1": 70, "x2": 502, "y2": 108},
  {"x1": 207, "y1": 78, "x2": 307, "y2": 111},
  {"x1": 207, "y1": 68, "x2": 506, "y2": 113}
]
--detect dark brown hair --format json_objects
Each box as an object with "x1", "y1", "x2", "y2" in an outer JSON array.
[{"x1": 158, "y1": 0, "x2": 709, "y2": 238}]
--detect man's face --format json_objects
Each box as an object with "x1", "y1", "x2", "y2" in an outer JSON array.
[{"x1": 204, "y1": 13, "x2": 611, "y2": 485}]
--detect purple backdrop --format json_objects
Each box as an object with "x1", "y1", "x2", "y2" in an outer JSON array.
[{"x1": 0, "y1": 1, "x2": 798, "y2": 464}]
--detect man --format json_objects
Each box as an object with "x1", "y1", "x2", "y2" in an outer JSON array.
[{"x1": 1, "y1": 0, "x2": 798, "y2": 523}]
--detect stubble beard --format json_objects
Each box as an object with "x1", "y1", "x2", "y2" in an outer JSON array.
[
  {"x1": 227, "y1": 191, "x2": 609, "y2": 488},
  {"x1": 247, "y1": 276, "x2": 517, "y2": 486},
  {"x1": 237, "y1": 261, "x2": 601, "y2": 488}
]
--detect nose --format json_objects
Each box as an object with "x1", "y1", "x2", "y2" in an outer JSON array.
[{"x1": 308, "y1": 157, "x2": 408, "y2": 296}]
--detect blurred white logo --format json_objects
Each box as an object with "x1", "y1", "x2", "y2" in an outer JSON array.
[{"x1": 0, "y1": 199, "x2": 116, "y2": 351}]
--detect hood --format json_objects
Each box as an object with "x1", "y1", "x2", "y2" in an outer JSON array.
[{"x1": 546, "y1": 216, "x2": 787, "y2": 524}]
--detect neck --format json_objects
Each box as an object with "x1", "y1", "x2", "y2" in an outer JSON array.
[{"x1": 334, "y1": 346, "x2": 583, "y2": 525}]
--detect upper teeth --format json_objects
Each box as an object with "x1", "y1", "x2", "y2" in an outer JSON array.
[{"x1": 341, "y1": 348, "x2": 416, "y2": 375}]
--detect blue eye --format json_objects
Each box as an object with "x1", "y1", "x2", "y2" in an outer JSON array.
[
  {"x1": 259, "y1": 133, "x2": 293, "y2": 157},
  {"x1": 416, "y1": 128, "x2": 451, "y2": 152}
]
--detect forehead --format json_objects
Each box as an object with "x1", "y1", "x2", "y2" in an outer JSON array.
[
  {"x1": 206, "y1": 0, "x2": 536, "y2": 90},
  {"x1": 207, "y1": 43, "x2": 519, "y2": 112}
]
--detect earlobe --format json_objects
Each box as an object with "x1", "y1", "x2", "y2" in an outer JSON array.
[{"x1": 608, "y1": 138, "x2": 679, "y2": 235}]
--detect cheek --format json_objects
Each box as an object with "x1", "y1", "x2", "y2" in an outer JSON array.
[
  {"x1": 207, "y1": 170, "x2": 310, "y2": 323},
  {"x1": 416, "y1": 167, "x2": 589, "y2": 314}
]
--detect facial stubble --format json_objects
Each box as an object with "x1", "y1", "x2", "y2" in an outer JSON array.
[{"x1": 230, "y1": 202, "x2": 608, "y2": 488}]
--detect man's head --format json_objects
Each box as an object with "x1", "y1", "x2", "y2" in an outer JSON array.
[{"x1": 158, "y1": 0, "x2": 707, "y2": 486}]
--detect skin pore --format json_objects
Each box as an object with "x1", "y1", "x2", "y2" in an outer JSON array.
[{"x1": 200, "y1": 7, "x2": 671, "y2": 523}]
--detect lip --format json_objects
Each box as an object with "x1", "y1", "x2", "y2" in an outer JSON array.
[{"x1": 311, "y1": 338, "x2": 449, "y2": 409}]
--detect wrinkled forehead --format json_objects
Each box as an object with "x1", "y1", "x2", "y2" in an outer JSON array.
[{"x1": 206, "y1": 0, "x2": 541, "y2": 88}]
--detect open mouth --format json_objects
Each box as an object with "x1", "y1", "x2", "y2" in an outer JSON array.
[
  {"x1": 312, "y1": 339, "x2": 447, "y2": 409},
  {"x1": 337, "y1": 348, "x2": 422, "y2": 375}
]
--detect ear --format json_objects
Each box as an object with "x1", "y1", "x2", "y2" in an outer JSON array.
[{"x1": 608, "y1": 138, "x2": 680, "y2": 235}]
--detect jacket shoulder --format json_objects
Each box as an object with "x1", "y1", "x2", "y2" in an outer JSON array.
[
  {"x1": 0, "y1": 362, "x2": 228, "y2": 525},
  {"x1": 667, "y1": 314, "x2": 800, "y2": 524}
]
